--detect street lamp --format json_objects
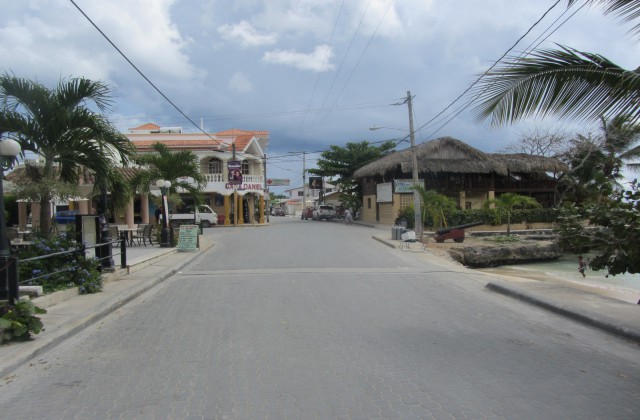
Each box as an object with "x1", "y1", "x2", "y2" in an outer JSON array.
[
  {"x1": 369, "y1": 91, "x2": 422, "y2": 237},
  {"x1": 0, "y1": 139, "x2": 21, "y2": 303},
  {"x1": 155, "y1": 179, "x2": 172, "y2": 247}
]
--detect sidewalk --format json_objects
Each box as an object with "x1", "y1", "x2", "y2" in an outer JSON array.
[
  {"x1": 371, "y1": 232, "x2": 640, "y2": 345},
  {"x1": 0, "y1": 236, "x2": 213, "y2": 378}
]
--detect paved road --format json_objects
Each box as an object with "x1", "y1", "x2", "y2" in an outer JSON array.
[{"x1": 1, "y1": 217, "x2": 639, "y2": 419}]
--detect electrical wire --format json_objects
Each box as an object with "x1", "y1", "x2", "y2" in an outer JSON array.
[
  {"x1": 410, "y1": 0, "x2": 565, "y2": 138},
  {"x1": 68, "y1": 0, "x2": 216, "y2": 141}
]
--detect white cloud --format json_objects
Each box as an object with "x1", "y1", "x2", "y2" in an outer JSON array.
[
  {"x1": 219, "y1": 20, "x2": 277, "y2": 48},
  {"x1": 262, "y1": 45, "x2": 334, "y2": 72},
  {"x1": 228, "y1": 72, "x2": 253, "y2": 93}
]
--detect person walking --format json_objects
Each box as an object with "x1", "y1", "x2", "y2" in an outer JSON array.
[
  {"x1": 344, "y1": 208, "x2": 353, "y2": 225},
  {"x1": 578, "y1": 255, "x2": 587, "y2": 278}
]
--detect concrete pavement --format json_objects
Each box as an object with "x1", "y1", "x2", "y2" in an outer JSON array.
[
  {"x1": 0, "y1": 236, "x2": 213, "y2": 378},
  {"x1": 1, "y1": 227, "x2": 639, "y2": 379},
  {"x1": 372, "y1": 232, "x2": 640, "y2": 345}
]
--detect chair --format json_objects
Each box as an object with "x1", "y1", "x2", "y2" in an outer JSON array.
[{"x1": 132, "y1": 224, "x2": 153, "y2": 247}]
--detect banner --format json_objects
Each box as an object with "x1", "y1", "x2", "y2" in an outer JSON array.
[
  {"x1": 227, "y1": 161, "x2": 242, "y2": 185},
  {"x1": 267, "y1": 178, "x2": 290, "y2": 186}
]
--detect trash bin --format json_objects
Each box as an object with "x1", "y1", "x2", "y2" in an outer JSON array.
[{"x1": 399, "y1": 218, "x2": 408, "y2": 228}]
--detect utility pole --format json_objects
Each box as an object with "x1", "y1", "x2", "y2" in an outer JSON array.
[
  {"x1": 263, "y1": 154, "x2": 269, "y2": 223},
  {"x1": 407, "y1": 91, "x2": 421, "y2": 237},
  {"x1": 302, "y1": 151, "x2": 307, "y2": 214}
]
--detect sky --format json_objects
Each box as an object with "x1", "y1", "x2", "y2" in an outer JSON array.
[{"x1": 2, "y1": 0, "x2": 639, "y2": 194}]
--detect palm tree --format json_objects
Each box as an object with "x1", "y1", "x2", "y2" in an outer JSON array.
[
  {"x1": 473, "y1": 0, "x2": 640, "y2": 126},
  {"x1": 130, "y1": 142, "x2": 205, "y2": 207},
  {"x1": 413, "y1": 186, "x2": 457, "y2": 230},
  {"x1": 0, "y1": 74, "x2": 135, "y2": 234},
  {"x1": 484, "y1": 193, "x2": 541, "y2": 236}
]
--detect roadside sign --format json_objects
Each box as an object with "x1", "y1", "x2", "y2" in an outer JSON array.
[{"x1": 267, "y1": 178, "x2": 290, "y2": 186}]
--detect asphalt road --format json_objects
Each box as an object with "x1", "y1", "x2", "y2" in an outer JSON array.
[{"x1": 1, "y1": 217, "x2": 639, "y2": 419}]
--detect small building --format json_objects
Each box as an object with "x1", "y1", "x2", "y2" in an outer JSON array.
[{"x1": 353, "y1": 136, "x2": 566, "y2": 226}]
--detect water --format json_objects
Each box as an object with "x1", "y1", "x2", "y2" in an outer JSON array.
[{"x1": 482, "y1": 253, "x2": 640, "y2": 303}]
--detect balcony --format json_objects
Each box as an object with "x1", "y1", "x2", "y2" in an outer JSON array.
[{"x1": 204, "y1": 173, "x2": 264, "y2": 184}]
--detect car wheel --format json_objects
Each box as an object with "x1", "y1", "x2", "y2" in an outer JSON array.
[{"x1": 201, "y1": 220, "x2": 211, "y2": 228}]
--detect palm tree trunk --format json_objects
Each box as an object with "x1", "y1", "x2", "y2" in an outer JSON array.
[{"x1": 39, "y1": 158, "x2": 55, "y2": 235}]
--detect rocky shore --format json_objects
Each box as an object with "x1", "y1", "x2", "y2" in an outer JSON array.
[{"x1": 423, "y1": 236, "x2": 562, "y2": 268}]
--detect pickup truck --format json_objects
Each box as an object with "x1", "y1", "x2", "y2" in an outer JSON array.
[
  {"x1": 312, "y1": 205, "x2": 336, "y2": 221},
  {"x1": 166, "y1": 205, "x2": 218, "y2": 228}
]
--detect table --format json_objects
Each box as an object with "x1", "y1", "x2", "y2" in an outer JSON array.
[{"x1": 117, "y1": 226, "x2": 140, "y2": 247}]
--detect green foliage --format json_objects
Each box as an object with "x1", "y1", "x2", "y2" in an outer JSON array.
[
  {"x1": 483, "y1": 193, "x2": 541, "y2": 235},
  {"x1": 131, "y1": 142, "x2": 205, "y2": 206},
  {"x1": 396, "y1": 206, "x2": 415, "y2": 229},
  {"x1": 556, "y1": 181, "x2": 640, "y2": 276},
  {"x1": 16, "y1": 231, "x2": 102, "y2": 294},
  {"x1": 412, "y1": 187, "x2": 457, "y2": 229},
  {"x1": 310, "y1": 140, "x2": 396, "y2": 209},
  {"x1": 445, "y1": 208, "x2": 558, "y2": 227},
  {"x1": 0, "y1": 300, "x2": 46, "y2": 343}
]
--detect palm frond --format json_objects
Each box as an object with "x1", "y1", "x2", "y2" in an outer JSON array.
[
  {"x1": 567, "y1": 0, "x2": 640, "y2": 38},
  {"x1": 473, "y1": 45, "x2": 640, "y2": 126}
]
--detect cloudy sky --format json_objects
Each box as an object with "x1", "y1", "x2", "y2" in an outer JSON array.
[{"x1": 2, "y1": 0, "x2": 638, "y2": 191}]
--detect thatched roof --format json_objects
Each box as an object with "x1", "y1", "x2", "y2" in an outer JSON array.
[
  {"x1": 353, "y1": 137, "x2": 508, "y2": 178},
  {"x1": 353, "y1": 136, "x2": 569, "y2": 179},
  {"x1": 490, "y1": 153, "x2": 568, "y2": 174}
]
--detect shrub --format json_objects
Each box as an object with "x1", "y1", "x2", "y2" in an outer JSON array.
[
  {"x1": 16, "y1": 232, "x2": 102, "y2": 294},
  {"x1": 0, "y1": 300, "x2": 46, "y2": 343}
]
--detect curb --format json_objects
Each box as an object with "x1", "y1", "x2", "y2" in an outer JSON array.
[{"x1": 486, "y1": 280, "x2": 640, "y2": 344}]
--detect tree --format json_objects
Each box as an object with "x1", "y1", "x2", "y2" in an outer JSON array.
[
  {"x1": 310, "y1": 140, "x2": 396, "y2": 209},
  {"x1": 499, "y1": 127, "x2": 570, "y2": 157},
  {"x1": 557, "y1": 181, "x2": 640, "y2": 275},
  {"x1": 130, "y1": 142, "x2": 205, "y2": 206},
  {"x1": 413, "y1": 186, "x2": 457, "y2": 229},
  {"x1": 483, "y1": 193, "x2": 541, "y2": 236},
  {"x1": 473, "y1": 1, "x2": 640, "y2": 125},
  {"x1": 0, "y1": 74, "x2": 135, "y2": 234}
]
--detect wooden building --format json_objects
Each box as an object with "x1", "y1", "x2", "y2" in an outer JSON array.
[{"x1": 352, "y1": 137, "x2": 566, "y2": 226}]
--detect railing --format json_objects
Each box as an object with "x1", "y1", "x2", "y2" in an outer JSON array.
[
  {"x1": 0, "y1": 233, "x2": 128, "y2": 304},
  {"x1": 204, "y1": 173, "x2": 264, "y2": 184}
]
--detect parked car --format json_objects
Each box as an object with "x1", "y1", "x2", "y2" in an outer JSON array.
[
  {"x1": 271, "y1": 207, "x2": 285, "y2": 216},
  {"x1": 54, "y1": 210, "x2": 79, "y2": 224},
  {"x1": 167, "y1": 205, "x2": 218, "y2": 228},
  {"x1": 312, "y1": 205, "x2": 336, "y2": 221},
  {"x1": 301, "y1": 207, "x2": 314, "y2": 220}
]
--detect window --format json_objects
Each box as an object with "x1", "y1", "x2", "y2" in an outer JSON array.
[
  {"x1": 241, "y1": 160, "x2": 249, "y2": 175},
  {"x1": 297, "y1": 191, "x2": 303, "y2": 197},
  {"x1": 208, "y1": 158, "x2": 222, "y2": 174},
  {"x1": 367, "y1": 197, "x2": 372, "y2": 209}
]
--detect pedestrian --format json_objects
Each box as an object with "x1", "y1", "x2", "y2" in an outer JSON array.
[
  {"x1": 155, "y1": 207, "x2": 162, "y2": 225},
  {"x1": 578, "y1": 255, "x2": 586, "y2": 278},
  {"x1": 344, "y1": 208, "x2": 353, "y2": 225}
]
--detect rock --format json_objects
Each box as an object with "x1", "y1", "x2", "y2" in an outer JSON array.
[{"x1": 448, "y1": 240, "x2": 561, "y2": 268}]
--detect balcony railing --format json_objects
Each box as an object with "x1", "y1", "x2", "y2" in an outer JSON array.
[{"x1": 204, "y1": 173, "x2": 264, "y2": 184}]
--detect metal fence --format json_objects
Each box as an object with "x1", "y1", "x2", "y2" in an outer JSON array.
[{"x1": 0, "y1": 232, "x2": 128, "y2": 305}]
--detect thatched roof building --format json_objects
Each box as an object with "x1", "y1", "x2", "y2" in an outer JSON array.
[{"x1": 353, "y1": 136, "x2": 566, "y2": 179}]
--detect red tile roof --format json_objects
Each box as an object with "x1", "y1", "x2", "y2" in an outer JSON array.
[{"x1": 129, "y1": 123, "x2": 161, "y2": 131}]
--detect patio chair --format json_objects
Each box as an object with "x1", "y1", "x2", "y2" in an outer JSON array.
[{"x1": 132, "y1": 224, "x2": 153, "y2": 247}]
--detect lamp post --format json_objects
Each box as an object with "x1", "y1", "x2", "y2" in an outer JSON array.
[
  {"x1": 369, "y1": 90, "x2": 421, "y2": 236},
  {"x1": 0, "y1": 139, "x2": 21, "y2": 303},
  {"x1": 156, "y1": 179, "x2": 172, "y2": 247}
]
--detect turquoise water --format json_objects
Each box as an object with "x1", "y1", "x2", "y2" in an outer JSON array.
[{"x1": 498, "y1": 254, "x2": 640, "y2": 292}]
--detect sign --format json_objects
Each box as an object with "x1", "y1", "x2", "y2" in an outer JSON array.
[
  {"x1": 267, "y1": 178, "x2": 290, "y2": 186},
  {"x1": 309, "y1": 176, "x2": 323, "y2": 189},
  {"x1": 394, "y1": 179, "x2": 425, "y2": 194},
  {"x1": 376, "y1": 182, "x2": 393, "y2": 203},
  {"x1": 227, "y1": 161, "x2": 242, "y2": 185},
  {"x1": 177, "y1": 224, "x2": 199, "y2": 252}
]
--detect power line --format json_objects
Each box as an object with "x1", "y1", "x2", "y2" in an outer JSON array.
[
  {"x1": 68, "y1": 0, "x2": 215, "y2": 141},
  {"x1": 412, "y1": 0, "x2": 565, "y2": 138}
]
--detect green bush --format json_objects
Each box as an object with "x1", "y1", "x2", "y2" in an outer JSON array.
[
  {"x1": 0, "y1": 300, "x2": 46, "y2": 343},
  {"x1": 16, "y1": 232, "x2": 102, "y2": 294},
  {"x1": 445, "y1": 208, "x2": 558, "y2": 227}
]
